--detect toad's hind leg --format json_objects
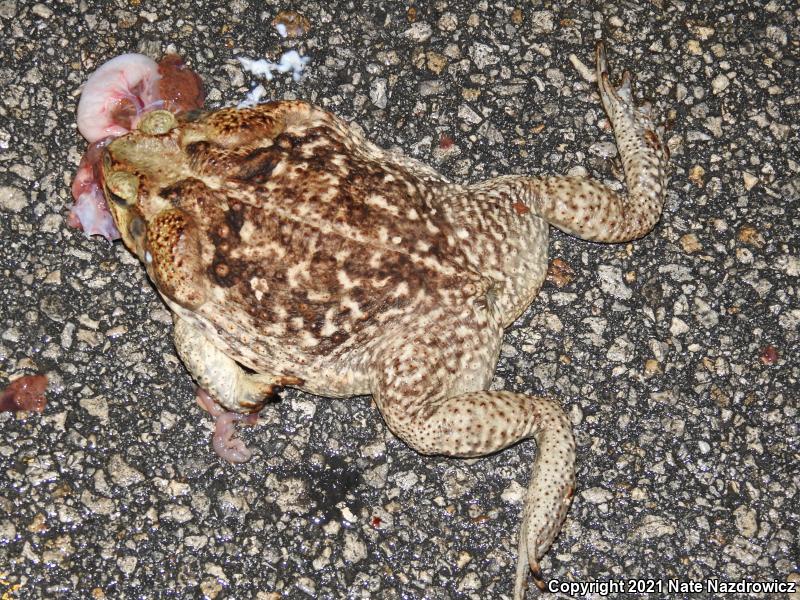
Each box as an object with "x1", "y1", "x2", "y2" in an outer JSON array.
[
  {"x1": 476, "y1": 42, "x2": 669, "y2": 244},
  {"x1": 538, "y1": 42, "x2": 668, "y2": 242},
  {"x1": 371, "y1": 347, "x2": 575, "y2": 599}
]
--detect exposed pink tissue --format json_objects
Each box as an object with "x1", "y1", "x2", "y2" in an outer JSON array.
[
  {"x1": 212, "y1": 413, "x2": 255, "y2": 463},
  {"x1": 69, "y1": 185, "x2": 121, "y2": 240},
  {"x1": 71, "y1": 54, "x2": 205, "y2": 239},
  {"x1": 196, "y1": 388, "x2": 259, "y2": 464},
  {"x1": 0, "y1": 375, "x2": 49, "y2": 413},
  {"x1": 76, "y1": 53, "x2": 162, "y2": 143},
  {"x1": 69, "y1": 137, "x2": 120, "y2": 240}
]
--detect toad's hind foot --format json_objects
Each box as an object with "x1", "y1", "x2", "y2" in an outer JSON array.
[
  {"x1": 596, "y1": 43, "x2": 659, "y2": 136},
  {"x1": 512, "y1": 400, "x2": 576, "y2": 599},
  {"x1": 514, "y1": 478, "x2": 575, "y2": 597},
  {"x1": 595, "y1": 40, "x2": 669, "y2": 167}
]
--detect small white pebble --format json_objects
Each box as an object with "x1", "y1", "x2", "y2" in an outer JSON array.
[
  {"x1": 117, "y1": 555, "x2": 137, "y2": 575},
  {"x1": 32, "y1": 3, "x2": 53, "y2": 18},
  {"x1": 340, "y1": 505, "x2": 356, "y2": 523},
  {"x1": 742, "y1": 171, "x2": 758, "y2": 190},
  {"x1": 711, "y1": 74, "x2": 730, "y2": 93},
  {"x1": 669, "y1": 317, "x2": 689, "y2": 336},
  {"x1": 569, "y1": 53, "x2": 596, "y2": 83},
  {"x1": 581, "y1": 487, "x2": 614, "y2": 504}
]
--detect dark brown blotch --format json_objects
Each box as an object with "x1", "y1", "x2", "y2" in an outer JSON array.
[
  {"x1": 208, "y1": 251, "x2": 246, "y2": 288},
  {"x1": 159, "y1": 178, "x2": 213, "y2": 208},
  {"x1": 231, "y1": 147, "x2": 280, "y2": 184},
  {"x1": 225, "y1": 202, "x2": 246, "y2": 235}
]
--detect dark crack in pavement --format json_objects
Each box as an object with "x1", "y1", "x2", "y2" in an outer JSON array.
[{"x1": 1, "y1": 1, "x2": 798, "y2": 599}]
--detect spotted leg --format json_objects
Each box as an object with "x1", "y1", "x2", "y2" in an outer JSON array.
[
  {"x1": 476, "y1": 41, "x2": 669, "y2": 244},
  {"x1": 538, "y1": 41, "x2": 668, "y2": 242},
  {"x1": 371, "y1": 341, "x2": 575, "y2": 599},
  {"x1": 173, "y1": 316, "x2": 300, "y2": 463}
]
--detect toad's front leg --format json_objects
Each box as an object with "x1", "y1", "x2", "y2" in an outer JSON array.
[{"x1": 173, "y1": 316, "x2": 300, "y2": 462}]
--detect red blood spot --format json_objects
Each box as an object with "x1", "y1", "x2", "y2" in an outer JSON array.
[
  {"x1": 0, "y1": 375, "x2": 49, "y2": 413},
  {"x1": 546, "y1": 258, "x2": 576, "y2": 288},
  {"x1": 512, "y1": 201, "x2": 529, "y2": 215},
  {"x1": 759, "y1": 345, "x2": 779, "y2": 365},
  {"x1": 438, "y1": 134, "x2": 454, "y2": 150},
  {"x1": 371, "y1": 516, "x2": 382, "y2": 528},
  {"x1": 644, "y1": 129, "x2": 660, "y2": 150}
]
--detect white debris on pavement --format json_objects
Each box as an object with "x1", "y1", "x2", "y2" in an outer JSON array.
[
  {"x1": 569, "y1": 53, "x2": 596, "y2": 82},
  {"x1": 275, "y1": 22, "x2": 288, "y2": 38},
  {"x1": 237, "y1": 84, "x2": 267, "y2": 108},
  {"x1": 238, "y1": 50, "x2": 310, "y2": 82}
]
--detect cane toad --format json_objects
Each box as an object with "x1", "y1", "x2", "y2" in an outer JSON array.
[{"x1": 93, "y1": 43, "x2": 669, "y2": 598}]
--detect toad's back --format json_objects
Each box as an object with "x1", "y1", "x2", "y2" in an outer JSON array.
[{"x1": 162, "y1": 103, "x2": 487, "y2": 375}]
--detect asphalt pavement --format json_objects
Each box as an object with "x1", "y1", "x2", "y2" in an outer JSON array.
[{"x1": 1, "y1": 1, "x2": 798, "y2": 598}]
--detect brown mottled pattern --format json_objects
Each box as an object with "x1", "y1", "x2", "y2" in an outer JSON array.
[
  {"x1": 101, "y1": 43, "x2": 669, "y2": 599},
  {"x1": 166, "y1": 109, "x2": 491, "y2": 369}
]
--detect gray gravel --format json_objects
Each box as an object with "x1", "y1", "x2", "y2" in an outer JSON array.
[{"x1": 1, "y1": 1, "x2": 798, "y2": 599}]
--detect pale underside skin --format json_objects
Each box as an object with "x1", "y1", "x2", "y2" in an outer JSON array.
[{"x1": 100, "y1": 43, "x2": 669, "y2": 598}]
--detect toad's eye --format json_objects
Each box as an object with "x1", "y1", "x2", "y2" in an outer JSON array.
[
  {"x1": 128, "y1": 214, "x2": 146, "y2": 239},
  {"x1": 105, "y1": 171, "x2": 139, "y2": 206},
  {"x1": 181, "y1": 109, "x2": 205, "y2": 123}
]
